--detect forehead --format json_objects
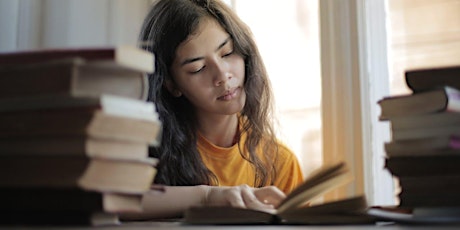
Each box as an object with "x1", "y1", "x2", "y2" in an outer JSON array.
[{"x1": 176, "y1": 18, "x2": 230, "y2": 56}]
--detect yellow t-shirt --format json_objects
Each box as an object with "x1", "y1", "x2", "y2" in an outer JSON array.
[{"x1": 197, "y1": 131, "x2": 304, "y2": 194}]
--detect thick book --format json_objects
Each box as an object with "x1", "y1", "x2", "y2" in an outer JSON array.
[
  {"x1": 1, "y1": 210, "x2": 120, "y2": 226},
  {"x1": 391, "y1": 125, "x2": 460, "y2": 141},
  {"x1": 405, "y1": 65, "x2": 460, "y2": 93},
  {"x1": 0, "y1": 155, "x2": 158, "y2": 194},
  {"x1": 0, "y1": 104, "x2": 161, "y2": 146},
  {"x1": 385, "y1": 136, "x2": 460, "y2": 157},
  {"x1": 377, "y1": 86, "x2": 460, "y2": 120},
  {"x1": 0, "y1": 188, "x2": 143, "y2": 213},
  {"x1": 398, "y1": 185, "x2": 460, "y2": 199},
  {"x1": 184, "y1": 162, "x2": 375, "y2": 225},
  {"x1": 385, "y1": 155, "x2": 460, "y2": 177},
  {"x1": 390, "y1": 112, "x2": 460, "y2": 131},
  {"x1": 397, "y1": 176, "x2": 460, "y2": 208},
  {"x1": 0, "y1": 137, "x2": 149, "y2": 161},
  {"x1": 0, "y1": 45, "x2": 154, "y2": 73},
  {"x1": 367, "y1": 206, "x2": 460, "y2": 224},
  {"x1": 398, "y1": 175, "x2": 460, "y2": 193},
  {"x1": 0, "y1": 93, "x2": 159, "y2": 121},
  {"x1": 0, "y1": 58, "x2": 149, "y2": 101},
  {"x1": 399, "y1": 193, "x2": 460, "y2": 208}
]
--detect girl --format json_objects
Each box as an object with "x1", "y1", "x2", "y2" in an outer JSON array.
[{"x1": 139, "y1": 0, "x2": 303, "y2": 194}]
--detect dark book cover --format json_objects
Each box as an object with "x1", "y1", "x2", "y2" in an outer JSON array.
[
  {"x1": 405, "y1": 65, "x2": 460, "y2": 93},
  {"x1": 385, "y1": 155, "x2": 460, "y2": 177}
]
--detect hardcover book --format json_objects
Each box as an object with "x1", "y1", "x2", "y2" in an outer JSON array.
[
  {"x1": 0, "y1": 137, "x2": 149, "y2": 161},
  {"x1": 0, "y1": 156, "x2": 158, "y2": 194},
  {"x1": 405, "y1": 65, "x2": 460, "y2": 93},
  {"x1": 377, "y1": 86, "x2": 460, "y2": 120},
  {"x1": 0, "y1": 45, "x2": 154, "y2": 73},
  {"x1": 0, "y1": 58, "x2": 150, "y2": 101},
  {"x1": 0, "y1": 105, "x2": 161, "y2": 146}
]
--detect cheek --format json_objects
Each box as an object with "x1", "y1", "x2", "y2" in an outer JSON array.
[
  {"x1": 233, "y1": 57, "x2": 246, "y2": 79},
  {"x1": 176, "y1": 77, "x2": 212, "y2": 101}
]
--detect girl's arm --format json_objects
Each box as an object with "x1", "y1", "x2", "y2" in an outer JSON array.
[{"x1": 120, "y1": 184, "x2": 286, "y2": 220}]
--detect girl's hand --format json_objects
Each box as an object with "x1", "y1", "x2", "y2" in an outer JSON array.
[{"x1": 201, "y1": 184, "x2": 286, "y2": 213}]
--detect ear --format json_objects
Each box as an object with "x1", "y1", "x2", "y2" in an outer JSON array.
[{"x1": 164, "y1": 80, "x2": 183, "y2": 97}]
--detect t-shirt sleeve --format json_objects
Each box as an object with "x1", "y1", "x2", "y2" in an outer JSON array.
[{"x1": 273, "y1": 143, "x2": 304, "y2": 194}]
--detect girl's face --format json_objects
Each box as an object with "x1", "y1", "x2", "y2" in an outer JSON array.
[{"x1": 170, "y1": 18, "x2": 246, "y2": 118}]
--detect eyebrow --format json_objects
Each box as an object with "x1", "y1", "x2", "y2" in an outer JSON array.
[{"x1": 180, "y1": 36, "x2": 231, "y2": 66}]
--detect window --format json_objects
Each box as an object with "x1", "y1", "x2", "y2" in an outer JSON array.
[
  {"x1": 228, "y1": 0, "x2": 392, "y2": 205},
  {"x1": 228, "y1": 0, "x2": 395, "y2": 205},
  {"x1": 229, "y1": 0, "x2": 323, "y2": 177},
  {"x1": 387, "y1": 0, "x2": 460, "y2": 96}
]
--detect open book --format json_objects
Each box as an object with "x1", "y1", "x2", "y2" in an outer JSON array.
[{"x1": 184, "y1": 162, "x2": 375, "y2": 225}]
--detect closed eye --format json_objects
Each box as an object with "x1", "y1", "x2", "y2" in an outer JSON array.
[
  {"x1": 222, "y1": 51, "x2": 233, "y2": 58},
  {"x1": 190, "y1": 66, "x2": 205, "y2": 74}
]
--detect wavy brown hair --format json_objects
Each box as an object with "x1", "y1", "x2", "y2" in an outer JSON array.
[{"x1": 139, "y1": 0, "x2": 279, "y2": 187}]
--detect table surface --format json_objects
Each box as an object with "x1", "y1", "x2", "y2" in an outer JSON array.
[{"x1": 2, "y1": 221, "x2": 460, "y2": 230}]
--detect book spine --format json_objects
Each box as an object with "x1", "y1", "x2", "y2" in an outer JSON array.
[
  {"x1": 385, "y1": 156, "x2": 460, "y2": 177},
  {"x1": 0, "y1": 210, "x2": 119, "y2": 226},
  {"x1": 0, "y1": 60, "x2": 75, "y2": 98}
]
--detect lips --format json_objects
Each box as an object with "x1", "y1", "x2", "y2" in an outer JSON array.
[{"x1": 217, "y1": 87, "x2": 239, "y2": 101}]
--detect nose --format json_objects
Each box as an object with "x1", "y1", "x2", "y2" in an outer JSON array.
[{"x1": 213, "y1": 60, "x2": 231, "y2": 87}]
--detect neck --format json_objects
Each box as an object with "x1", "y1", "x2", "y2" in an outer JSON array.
[{"x1": 197, "y1": 114, "x2": 239, "y2": 148}]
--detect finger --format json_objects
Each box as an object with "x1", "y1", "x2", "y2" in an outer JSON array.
[
  {"x1": 240, "y1": 186, "x2": 276, "y2": 212},
  {"x1": 225, "y1": 187, "x2": 246, "y2": 209},
  {"x1": 254, "y1": 186, "x2": 286, "y2": 207}
]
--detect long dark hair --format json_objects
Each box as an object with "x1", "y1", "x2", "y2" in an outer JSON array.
[{"x1": 139, "y1": 0, "x2": 278, "y2": 187}]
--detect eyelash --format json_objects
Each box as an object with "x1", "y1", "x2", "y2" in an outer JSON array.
[
  {"x1": 222, "y1": 50, "x2": 233, "y2": 58},
  {"x1": 190, "y1": 67, "x2": 205, "y2": 74},
  {"x1": 189, "y1": 50, "x2": 233, "y2": 74}
]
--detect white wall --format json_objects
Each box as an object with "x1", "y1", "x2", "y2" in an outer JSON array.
[
  {"x1": 0, "y1": 0, "x2": 20, "y2": 51},
  {"x1": 0, "y1": 0, "x2": 153, "y2": 52}
]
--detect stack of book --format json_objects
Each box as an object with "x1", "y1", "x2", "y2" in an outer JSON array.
[
  {"x1": 378, "y1": 65, "x2": 460, "y2": 211},
  {"x1": 0, "y1": 46, "x2": 161, "y2": 226}
]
